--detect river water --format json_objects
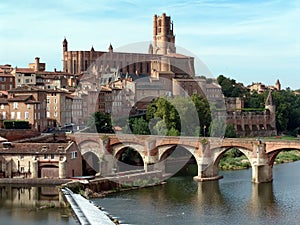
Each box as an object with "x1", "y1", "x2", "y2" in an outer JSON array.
[
  {"x1": 95, "y1": 161, "x2": 300, "y2": 225},
  {"x1": 0, "y1": 185, "x2": 77, "y2": 225}
]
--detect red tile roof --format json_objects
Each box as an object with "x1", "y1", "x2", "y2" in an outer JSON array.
[
  {"x1": 0, "y1": 142, "x2": 73, "y2": 154},
  {"x1": 7, "y1": 95, "x2": 33, "y2": 102},
  {"x1": 15, "y1": 68, "x2": 35, "y2": 73}
]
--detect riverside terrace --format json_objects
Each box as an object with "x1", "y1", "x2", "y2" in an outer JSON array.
[{"x1": 70, "y1": 133, "x2": 300, "y2": 183}]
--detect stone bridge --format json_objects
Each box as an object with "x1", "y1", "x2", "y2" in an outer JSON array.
[{"x1": 70, "y1": 133, "x2": 300, "y2": 183}]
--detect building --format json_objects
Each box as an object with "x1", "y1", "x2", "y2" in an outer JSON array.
[
  {"x1": 68, "y1": 94, "x2": 83, "y2": 125},
  {"x1": 2, "y1": 86, "x2": 48, "y2": 131},
  {"x1": 226, "y1": 91, "x2": 277, "y2": 137},
  {"x1": 247, "y1": 80, "x2": 281, "y2": 94},
  {"x1": 0, "y1": 68, "x2": 15, "y2": 91},
  {"x1": 0, "y1": 141, "x2": 82, "y2": 178},
  {"x1": 12, "y1": 68, "x2": 36, "y2": 87},
  {"x1": 46, "y1": 89, "x2": 72, "y2": 127},
  {"x1": 63, "y1": 13, "x2": 195, "y2": 95}
]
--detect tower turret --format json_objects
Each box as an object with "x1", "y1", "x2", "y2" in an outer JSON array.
[
  {"x1": 108, "y1": 43, "x2": 113, "y2": 53},
  {"x1": 148, "y1": 43, "x2": 153, "y2": 54},
  {"x1": 275, "y1": 79, "x2": 281, "y2": 91},
  {"x1": 265, "y1": 90, "x2": 275, "y2": 111},
  {"x1": 153, "y1": 13, "x2": 176, "y2": 55},
  {"x1": 63, "y1": 37, "x2": 68, "y2": 52}
]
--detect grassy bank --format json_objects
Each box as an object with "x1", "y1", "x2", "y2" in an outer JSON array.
[{"x1": 219, "y1": 149, "x2": 300, "y2": 170}]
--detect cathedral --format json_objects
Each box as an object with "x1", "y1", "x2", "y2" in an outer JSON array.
[
  {"x1": 62, "y1": 13, "x2": 277, "y2": 137},
  {"x1": 62, "y1": 13, "x2": 194, "y2": 79}
]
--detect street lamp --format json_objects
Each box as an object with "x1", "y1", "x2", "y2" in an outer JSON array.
[{"x1": 203, "y1": 125, "x2": 206, "y2": 137}]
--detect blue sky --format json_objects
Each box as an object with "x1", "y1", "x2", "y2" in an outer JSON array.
[{"x1": 0, "y1": 0, "x2": 299, "y2": 89}]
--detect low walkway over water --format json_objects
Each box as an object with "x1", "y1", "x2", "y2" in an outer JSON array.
[{"x1": 62, "y1": 188, "x2": 115, "y2": 225}]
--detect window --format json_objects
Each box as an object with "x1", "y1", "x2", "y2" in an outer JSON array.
[
  {"x1": 44, "y1": 154, "x2": 48, "y2": 159},
  {"x1": 71, "y1": 151, "x2": 77, "y2": 159},
  {"x1": 13, "y1": 102, "x2": 18, "y2": 109},
  {"x1": 54, "y1": 98, "x2": 57, "y2": 104},
  {"x1": 27, "y1": 104, "x2": 31, "y2": 109},
  {"x1": 54, "y1": 112, "x2": 57, "y2": 117},
  {"x1": 2, "y1": 112, "x2": 6, "y2": 119},
  {"x1": 20, "y1": 167, "x2": 24, "y2": 173},
  {"x1": 0, "y1": 104, "x2": 4, "y2": 109},
  {"x1": 11, "y1": 112, "x2": 15, "y2": 119},
  {"x1": 17, "y1": 112, "x2": 21, "y2": 119},
  {"x1": 47, "y1": 98, "x2": 50, "y2": 103},
  {"x1": 51, "y1": 154, "x2": 55, "y2": 159},
  {"x1": 25, "y1": 112, "x2": 29, "y2": 120}
]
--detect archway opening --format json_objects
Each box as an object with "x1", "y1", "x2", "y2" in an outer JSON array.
[
  {"x1": 115, "y1": 147, "x2": 144, "y2": 172},
  {"x1": 160, "y1": 145, "x2": 197, "y2": 177},
  {"x1": 270, "y1": 149, "x2": 300, "y2": 167},
  {"x1": 82, "y1": 152, "x2": 100, "y2": 176},
  {"x1": 217, "y1": 148, "x2": 251, "y2": 170},
  {"x1": 38, "y1": 165, "x2": 59, "y2": 178}
]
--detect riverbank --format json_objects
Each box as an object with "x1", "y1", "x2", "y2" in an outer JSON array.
[
  {"x1": 63, "y1": 170, "x2": 164, "y2": 198},
  {"x1": 219, "y1": 149, "x2": 300, "y2": 170},
  {"x1": 0, "y1": 178, "x2": 71, "y2": 185}
]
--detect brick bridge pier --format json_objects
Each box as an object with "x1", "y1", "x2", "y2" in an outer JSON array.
[{"x1": 70, "y1": 133, "x2": 300, "y2": 183}]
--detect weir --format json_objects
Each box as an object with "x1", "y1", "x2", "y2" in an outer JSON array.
[{"x1": 62, "y1": 188, "x2": 115, "y2": 225}]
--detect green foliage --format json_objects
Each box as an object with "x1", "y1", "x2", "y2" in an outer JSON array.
[
  {"x1": 275, "y1": 150, "x2": 300, "y2": 164},
  {"x1": 225, "y1": 124, "x2": 237, "y2": 138},
  {"x1": 87, "y1": 112, "x2": 113, "y2": 133},
  {"x1": 3, "y1": 120, "x2": 30, "y2": 129},
  {"x1": 209, "y1": 118, "x2": 226, "y2": 137},
  {"x1": 130, "y1": 117, "x2": 150, "y2": 135},
  {"x1": 217, "y1": 75, "x2": 246, "y2": 98},
  {"x1": 218, "y1": 74, "x2": 300, "y2": 135},
  {"x1": 219, "y1": 148, "x2": 250, "y2": 170},
  {"x1": 145, "y1": 94, "x2": 211, "y2": 136}
]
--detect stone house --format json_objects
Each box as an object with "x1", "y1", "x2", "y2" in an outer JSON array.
[
  {"x1": 0, "y1": 69, "x2": 15, "y2": 91},
  {"x1": 0, "y1": 86, "x2": 48, "y2": 131},
  {"x1": 46, "y1": 89, "x2": 72, "y2": 127},
  {"x1": 0, "y1": 141, "x2": 82, "y2": 178}
]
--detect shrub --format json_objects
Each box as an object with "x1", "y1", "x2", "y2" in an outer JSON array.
[{"x1": 3, "y1": 120, "x2": 30, "y2": 129}]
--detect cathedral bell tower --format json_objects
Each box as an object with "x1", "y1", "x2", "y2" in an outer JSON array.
[
  {"x1": 62, "y1": 37, "x2": 68, "y2": 72},
  {"x1": 153, "y1": 13, "x2": 176, "y2": 55}
]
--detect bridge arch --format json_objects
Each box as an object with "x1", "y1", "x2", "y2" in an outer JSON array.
[
  {"x1": 268, "y1": 148, "x2": 300, "y2": 167},
  {"x1": 112, "y1": 143, "x2": 145, "y2": 172},
  {"x1": 211, "y1": 146, "x2": 253, "y2": 178},
  {"x1": 78, "y1": 140, "x2": 101, "y2": 157},
  {"x1": 158, "y1": 144, "x2": 198, "y2": 161},
  {"x1": 158, "y1": 144, "x2": 199, "y2": 177}
]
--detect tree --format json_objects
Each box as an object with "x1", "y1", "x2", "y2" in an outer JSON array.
[
  {"x1": 225, "y1": 124, "x2": 237, "y2": 138},
  {"x1": 87, "y1": 112, "x2": 113, "y2": 133},
  {"x1": 130, "y1": 117, "x2": 150, "y2": 135},
  {"x1": 146, "y1": 95, "x2": 211, "y2": 136},
  {"x1": 191, "y1": 94, "x2": 211, "y2": 136},
  {"x1": 217, "y1": 75, "x2": 246, "y2": 98}
]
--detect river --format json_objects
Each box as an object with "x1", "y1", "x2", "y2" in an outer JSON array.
[
  {"x1": 0, "y1": 185, "x2": 77, "y2": 225},
  {"x1": 94, "y1": 161, "x2": 300, "y2": 225}
]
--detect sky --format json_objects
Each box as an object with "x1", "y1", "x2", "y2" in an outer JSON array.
[{"x1": 0, "y1": 0, "x2": 299, "y2": 89}]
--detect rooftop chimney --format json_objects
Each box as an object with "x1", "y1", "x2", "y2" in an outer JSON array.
[{"x1": 35, "y1": 57, "x2": 40, "y2": 72}]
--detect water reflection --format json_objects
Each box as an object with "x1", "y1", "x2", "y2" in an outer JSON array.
[
  {"x1": 194, "y1": 181, "x2": 224, "y2": 206},
  {"x1": 0, "y1": 185, "x2": 76, "y2": 225},
  {"x1": 0, "y1": 185, "x2": 66, "y2": 208},
  {"x1": 97, "y1": 166, "x2": 300, "y2": 225}
]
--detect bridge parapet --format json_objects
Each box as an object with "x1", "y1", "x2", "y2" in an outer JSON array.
[{"x1": 70, "y1": 133, "x2": 300, "y2": 183}]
